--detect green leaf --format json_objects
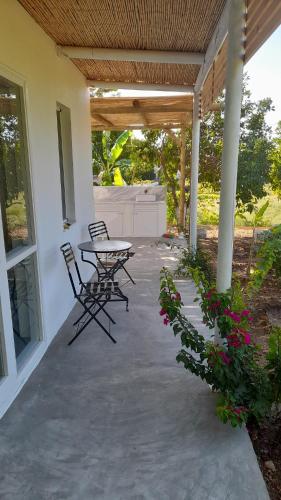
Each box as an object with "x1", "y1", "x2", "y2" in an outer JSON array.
[{"x1": 110, "y1": 130, "x2": 132, "y2": 163}]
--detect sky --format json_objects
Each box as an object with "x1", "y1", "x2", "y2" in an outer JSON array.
[{"x1": 116, "y1": 25, "x2": 281, "y2": 133}]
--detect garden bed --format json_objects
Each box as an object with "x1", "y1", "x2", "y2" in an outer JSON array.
[{"x1": 198, "y1": 226, "x2": 281, "y2": 500}]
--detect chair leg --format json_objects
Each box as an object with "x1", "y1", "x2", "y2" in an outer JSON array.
[
  {"x1": 68, "y1": 313, "x2": 116, "y2": 345},
  {"x1": 69, "y1": 300, "x2": 116, "y2": 345},
  {"x1": 122, "y1": 265, "x2": 136, "y2": 285},
  {"x1": 73, "y1": 299, "x2": 116, "y2": 326}
]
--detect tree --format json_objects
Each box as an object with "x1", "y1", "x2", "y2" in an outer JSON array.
[
  {"x1": 128, "y1": 129, "x2": 191, "y2": 228},
  {"x1": 269, "y1": 121, "x2": 281, "y2": 198},
  {"x1": 198, "y1": 76, "x2": 274, "y2": 211}
]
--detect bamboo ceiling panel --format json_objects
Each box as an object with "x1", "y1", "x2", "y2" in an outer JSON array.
[
  {"x1": 19, "y1": 0, "x2": 281, "y2": 104},
  {"x1": 18, "y1": 0, "x2": 225, "y2": 52},
  {"x1": 74, "y1": 60, "x2": 199, "y2": 86},
  {"x1": 90, "y1": 95, "x2": 193, "y2": 130}
]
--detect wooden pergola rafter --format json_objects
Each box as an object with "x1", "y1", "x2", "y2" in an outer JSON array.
[{"x1": 90, "y1": 95, "x2": 195, "y2": 131}]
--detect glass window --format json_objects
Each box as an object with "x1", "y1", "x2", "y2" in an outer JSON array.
[
  {"x1": 0, "y1": 76, "x2": 33, "y2": 255},
  {"x1": 8, "y1": 254, "x2": 40, "y2": 360},
  {"x1": 56, "y1": 103, "x2": 75, "y2": 224}
]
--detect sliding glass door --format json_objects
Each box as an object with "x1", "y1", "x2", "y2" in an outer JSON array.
[{"x1": 0, "y1": 74, "x2": 41, "y2": 367}]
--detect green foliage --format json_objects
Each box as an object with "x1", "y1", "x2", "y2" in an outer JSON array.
[
  {"x1": 6, "y1": 193, "x2": 27, "y2": 230},
  {"x1": 110, "y1": 130, "x2": 132, "y2": 163},
  {"x1": 198, "y1": 77, "x2": 274, "y2": 212},
  {"x1": 198, "y1": 207, "x2": 219, "y2": 225},
  {"x1": 266, "y1": 327, "x2": 281, "y2": 405},
  {"x1": 92, "y1": 130, "x2": 132, "y2": 185},
  {"x1": 131, "y1": 129, "x2": 189, "y2": 227},
  {"x1": 166, "y1": 192, "x2": 177, "y2": 225},
  {"x1": 248, "y1": 224, "x2": 281, "y2": 296},
  {"x1": 252, "y1": 200, "x2": 269, "y2": 227},
  {"x1": 269, "y1": 121, "x2": 281, "y2": 198},
  {"x1": 176, "y1": 246, "x2": 214, "y2": 285},
  {"x1": 237, "y1": 97, "x2": 274, "y2": 211}
]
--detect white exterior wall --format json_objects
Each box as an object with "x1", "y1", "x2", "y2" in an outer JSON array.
[{"x1": 0, "y1": 1, "x2": 94, "y2": 416}]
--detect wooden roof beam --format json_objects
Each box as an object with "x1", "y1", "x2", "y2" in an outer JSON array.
[
  {"x1": 91, "y1": 123, "x2": 187, "y2": 131},
  {"x1": 133, "y1": 99, "x2": 149, "y2": 126},
  {"x1": 87, "y1": 81, "x2": 194, "y2": 93},
  {"x1": 59, "y1": 46, "x2": 205, "y2": 65},
  {"x1": 90, "y1": 105, "x2": 192, "y2": 115},
  {"x1": 92, "y1": 113, "x2": 114, "y2": 127}
]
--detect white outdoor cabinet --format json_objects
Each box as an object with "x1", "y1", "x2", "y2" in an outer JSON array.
[{"x1": 93, "y1": 186, "x2": 167, "y2": 237}]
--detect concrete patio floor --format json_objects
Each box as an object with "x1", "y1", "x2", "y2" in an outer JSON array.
[{"x1": 0, "y1": 238, "x2": 269, "y2": 500}]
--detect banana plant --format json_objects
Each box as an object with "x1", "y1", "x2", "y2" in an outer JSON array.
[{"x1": 100, "y1": 130, "x2": 132, "y2": 185}]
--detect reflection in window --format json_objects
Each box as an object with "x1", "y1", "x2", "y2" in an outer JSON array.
[
  {"x1": 0, "y1": 76, "x2": 32, "y2": 254},
  {"x1": 8, "y1": 254, "x2": 40, "y2": 360}
]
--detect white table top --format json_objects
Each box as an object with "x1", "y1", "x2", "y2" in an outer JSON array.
[{"x1": 78, "y1": 240, "x2": 132, "y2": 253}]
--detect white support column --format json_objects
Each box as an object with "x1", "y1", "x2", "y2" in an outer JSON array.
[
  {"x1": 189, "y1": 93, "x2": 201, "y2": 251},
  {"x1": 216, "y1": 0, "x2": 246, "y2": 292}
]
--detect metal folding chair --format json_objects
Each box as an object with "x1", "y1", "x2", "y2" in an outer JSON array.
[
  {"x1": 60, "y1": 242, "x2": 128, "y2": 346},
  {"x1": 88, "y1": 221, "x2": 135, "y2": 285}
]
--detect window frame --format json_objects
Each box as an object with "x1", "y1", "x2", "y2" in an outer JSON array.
[{"x1": 56, "y1": 102, "x2": 76, "y2": 226}]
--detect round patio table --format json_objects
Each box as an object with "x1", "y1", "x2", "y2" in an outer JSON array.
[
  {"x1": 78, "y1": 240, "x2": 132, "y2": 254},
  {"x1": 78, "y1": 240, "x2": 134, "y2": 284}
]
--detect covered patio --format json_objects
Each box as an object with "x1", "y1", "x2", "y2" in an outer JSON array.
[
  {"x1": 0, "y1": 1, "x2": 281, "y2": 498},
  {"x1": 0, "y1": 239, "x2": 268, "y2": 499}
]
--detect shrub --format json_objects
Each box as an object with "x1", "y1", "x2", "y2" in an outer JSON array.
[
  {"x1": 176, "y1": 247, "x2": 214, "y2": 285},
  {"x1": 248, "y1": 224, "x2": 281, "y2": 297},
  {"x1": 266, "y1": 327, "x2": 281, "y2": 407},
  {"x1": 159, "y1": 249, "x2": 278, "y2": 428}
]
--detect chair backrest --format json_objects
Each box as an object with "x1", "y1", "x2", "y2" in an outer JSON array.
[
  {"x1": 60, "y1": 242, "x2": 83, "y2": 297},
  {"x1": 88, "y1": 221, "x2": 110, "y2": 241}
]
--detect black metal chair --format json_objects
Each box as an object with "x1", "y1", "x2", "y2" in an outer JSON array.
[
  {"x1": 60, "y1": 242, "x2": 128, "y2": 346},
  {"x1": 88, "y1": 221, "x2": 135, "y2": 285}
]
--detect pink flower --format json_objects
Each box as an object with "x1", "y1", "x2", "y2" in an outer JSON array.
[
  {"x1": 227, "y1": 328, "x2": 252, "y2": 347},
  {"x1": 163, "y1": 316, "x2": 170, "y2": 326},
  {"x1": 224, "y1": 309, "x2": 241, "y2": 323},
  {"x1": 208, "y1": 300, "x2": 221, "y2": 311},
  {"x1": 233, "y1": 406, "x2": 248, "y2": 416},
  {"x1": 159, "y1": 308, "x2": 166, "y2": 316},
  {"x1": 241, "y1": 310, "x2": 254, "y2": 322},
  {"x1": 239, "y1": 329, "x2": 251, "y2": 345},
  {"x1": 205, "y1": 288, "x2": 216, "y2": 300},
  {"x1": 244, "y1": 333, "x2": 251, "y2": 345},
  {"x1": 227, "y1": 333, "x2": 241, "y2": 348},
  {"x1": 218, "y1": 351, "x2": 231, "y2": 365},
  {"x1": 241, "y1": 309, "x2": 250, "y2": 317}
]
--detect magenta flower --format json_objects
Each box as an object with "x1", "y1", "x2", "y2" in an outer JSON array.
[
  {"x1": 244, "y1": 333, "x2": 251, "y2": 344},
  {"x1": 218, "y1": 351, "x2": 231, "y2": 365},
  {"x1": 224, "y1": 309, "x2": 241, "y2": 323},
  {"x1": 159, "y1": 308, "x2": 166, "y2": 316},
  {"x1": 205, "y1": 288, "x2": 216, "y2": 300},
  {"x1": 241, "y1": 309, "x2": 254, "y2": 322},
  {"x1": 240, "y1": 330, "x2": 251, "y2": 345},
  {"x1": 241, "y1": 309, "x2": 250, "y2": 317},
  {"x1": 208, "y1": 300, "x2": 221, "y2": 311},
  {"x1": 163, "y1": 316, "x2": 170, "y2": 326},
  {"x1": 227, "y1": 333, "x2": 241, "y2": 348}
]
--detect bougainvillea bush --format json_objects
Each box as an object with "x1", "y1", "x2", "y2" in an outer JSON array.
[{"x1": 159, "y1": 254, "x2": 275, "y2": 428}]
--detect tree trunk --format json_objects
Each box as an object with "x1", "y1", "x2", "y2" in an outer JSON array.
[{"x1": 178, "y1": 128, "x2": 186, "y2": 230}]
